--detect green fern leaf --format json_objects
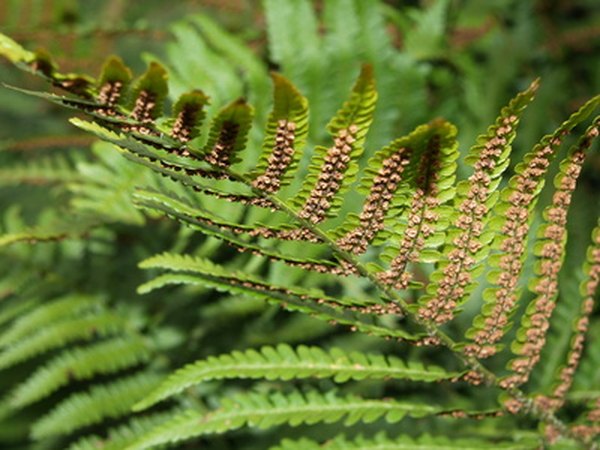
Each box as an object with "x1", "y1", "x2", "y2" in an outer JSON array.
[
  {"x1": 271, "y1": 433, "x2": 540, "y2": 450},
  {"x1": 31, "y1": 371, "x2": 161, "y2": 439},
  {"x1": 137, "y1": 254, "x2": 418, "y2": 341},
  {"x1": 96, "y1": 56, "x2": 132, "y2": 109},
  {"x1": 9, "y1": 336, "x2": 151, "y2": 410},
  {"x1": 135, "y1": 343, "x2": 461, "y2": 410},
  {"x1": 126, "y1": 389, "x2": 441, "y2": 450},
  {"x1": 0, "y1": 311, "x2": 125, "y2": 371},
  {"x1": 0, "y1": 295, "x2": 97, "y2": 347},
  {"x1": 132, "y1": 189, "x2": 339, "y2": 273},
  {"x1": 128, "y1": 62, "x2": 169, "y2": 123},
  {"x1": 0, "y1": 154, "x2": 81, "y2": 186},
  {"x1": 69, "y1": 410, "x2": 178, "y2": 450},
  {"x1": 169, "y1": 89, "x2": 209, "y2": 142}
]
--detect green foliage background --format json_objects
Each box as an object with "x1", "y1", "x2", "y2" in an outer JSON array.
[{"x1": 0, "y1": 0, "x2": 598, "y2": 449}]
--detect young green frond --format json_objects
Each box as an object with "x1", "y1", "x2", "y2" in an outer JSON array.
[
  {"x1": 134, "y1": 343, "x2": 461, "y2": 411},
  {"x1": 126, "y1": 389, "x2": 442, "y2": 450},
  {"x1": 9, "y1": 336, "x2": 151, "y2": 410},
  {"x1": 270, "y1": 433, "x2": 540, "y2": 450},
  {"x1": 0, "y1": 312, "x2": 125, "y2": 371},
  {"x1": 30, "y1": 372, "x2": 161, "y2": 439}
]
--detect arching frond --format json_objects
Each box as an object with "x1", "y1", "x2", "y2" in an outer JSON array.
[
  {"x1": 9, "y1": 336, "x2": 152, "y2": 410},
  {"x1": 126, "y1": 389, "x2": 442, "y2": 450},
  {"x1": 135, "y1": 343, "x2": 461, "y2": 411},
  {"x1": 270, "y1": 433, "x2": 540, "y2": 450},
  {"x1": 31, "y1": 371, "x2": 161, "y2": 439}
]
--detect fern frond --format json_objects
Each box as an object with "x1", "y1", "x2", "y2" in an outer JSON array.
[
  {"x1": 465, "y1": 100, "x2": 600, "y2": 360},
  {"x1": 135, "y1": 343, "x2": 461, "y2": 411},
  {"x1": 200, "y1": 98, "x2": 253, "y2": 168},
  {"x1": 539, "y1": 219, "x2": 600, "y2": 411},
  {"x1": 0, "y1": 155, "x2": 80, "y2": 186},
  {"x1": 132, "y1": 190, "x2": 338, "y2": 273},
  {"x1": 252, "y1": 73, "x2": 309, "y2": 193},
  {"x1": 9, "y1": 336, "x2": 151, "y2": 410},
  {"x1": 263, "y1": 0, "x2": 323, "y2": 132},
  {"x1": 0, "y1": 216, "x2": 97, "y2": 248},
  {"x1": 0, "y1": 311, "x2": 125, "y2": 371},
  {"x1": 2, "y1": 29, "x2": 599, "y2": 448},
  {"x1": 69, "y1": 410, "x2": 178, "y2": 450},
  {"x1": 270, "y1": 433, "x2": 540, "y2": 450},
  {"x1": 68, "y1": 119, "x2": 260, "y2": 206},
  {"x1": 0, "y1": 295, "x2": 97, "y2": 347},
  {"x1": 126, "y1": 389, "x2": 441, "y2": 450},
  {"x1": 417, "y1": 80, "x2": 539, "y2": 325},
  {"x1": 137, "y1": 253, "x2": 419, "y2": 341},
  {"x1": 292, "y1": 64, "x2": 377, "y2": 224},
  {"x1": 128, "y1": 62, "x2": 169, "y2": 124},
  {"x1": 402, "y1": 0, "x2": 449, "y2": 60},
  {"x1": 377, "y1": 120, "x2": 459, "y2": 288},
  {"x1": 0, "y1": 296, "x2": 38, "y2": 329},
  {"x1": 169, "y1": 89, "x2": 209, "y2": 143},
  {"x1": 31, "y1": 371, "x2": 161, "y2": 439},
  {"x1": 502, "y1": 118, "x2": 599, "y2": 390}
]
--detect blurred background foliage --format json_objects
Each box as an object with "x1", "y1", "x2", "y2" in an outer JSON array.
[{"x1": 0, "y1": 0, "x2": 598, "y2": 448}]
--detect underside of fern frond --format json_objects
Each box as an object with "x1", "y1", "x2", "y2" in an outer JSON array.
[{"x1": 1, "y1": 31, "x2": 600, "y2": 450}]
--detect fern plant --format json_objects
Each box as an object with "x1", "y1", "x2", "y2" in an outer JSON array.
[{"x1": 1, "y1": 10, "x2": 599, "y2": 450}]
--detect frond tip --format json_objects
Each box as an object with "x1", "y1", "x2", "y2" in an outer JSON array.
[
  {"x1": 252, "y1": 72, "x2": 309, "y2": 193},
  {"x1": 293, "y1": 64, "x2": 377, "y2": 223}
]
